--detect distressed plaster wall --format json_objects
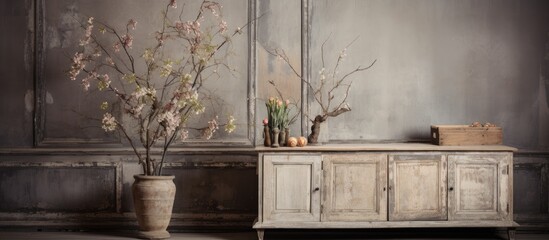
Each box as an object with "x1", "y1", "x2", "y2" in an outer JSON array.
[
  {"x1": 309, "y1": 0, "x2": 549, "y2": 150},
  {"x1": 0, "y1": 0, "x2": 34, "y2": 147},
  {"x1": 0, "y1": 0, "x2": 549, "y2": 230}
]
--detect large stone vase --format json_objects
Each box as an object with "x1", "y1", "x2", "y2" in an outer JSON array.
[{"x1": 132, "y1": 175, "x2": 176, "y2": 239}]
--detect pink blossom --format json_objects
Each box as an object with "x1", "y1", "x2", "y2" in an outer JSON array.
[
  {"x1": 81, "y1": 71, "x2": 97, "y2": 91},
  {"x1": 174, "y1": 21, "x2": 192, "y2": 34},
  {"x1": 69, "y1": 52, "x2": 85, "y2": 81},
  {"x1": 155, "y1": 31, "x2": 167, "y2": 45},
  {"x1": 203, "y1": 116, "x2": 219, "y2": 139},
  {"x1": 158, "y1": 110, "x2": 181, "y2": 136},
  {"x1": 121, "y1": 34, "x2": 133, "y2": 48},
  {"x1": 106, "y1": 57, "x2": 115, "y2": 66},
  {"x1": 113, "y1": 42, "x2": 121, "y2": 52},
  {"x1": 127, "y1": 19, "x2": 137, "y2": 30},
  {"x1": 204, "y1": 2, "x2": 221, "y2": 17},
  {"x1": 219, "y1": 20, "x2": 227, "y2": 33},
  {"x1": 285, "y1": 99, "x2": 290, "y2": 106},
  {"x1": 79, "y1": 17, "x2": 94, "y2": 46},
  {"x1": 169, "y1": 0, "x2": 177, "y2": 8},
  {"x1": 192, "y1": 21, "x2": 200, "y2": 30},
  {"x1": 263, "y1": 118, "x2": 268, "y2": 125}
]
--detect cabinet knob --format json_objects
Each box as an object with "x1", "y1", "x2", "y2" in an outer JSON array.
[
  {"x1": 383, "y1": 187, "x2": 386, "y2": 191},
  {"x1": 449, "y1": 187, "x2": 454, "y2": 191},
  {"x1": 313, "y1": 187, "x2": 320, "y2": 192}
]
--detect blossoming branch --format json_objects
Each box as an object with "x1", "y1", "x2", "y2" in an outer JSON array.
[{"x1": 68, "y1": 0, "x2": 245, "y2": 175}]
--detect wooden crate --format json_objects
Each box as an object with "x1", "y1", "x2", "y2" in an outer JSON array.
[{"x1": 431, "y1": 125, "x2": 503, "y2": 146}]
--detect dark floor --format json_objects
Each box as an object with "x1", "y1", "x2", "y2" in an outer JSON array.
[{"x1": 1, "y1": 229, "x2": 548, "y2": 240}]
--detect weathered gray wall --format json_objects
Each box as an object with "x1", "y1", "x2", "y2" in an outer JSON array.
[
  {"x1": 0, "y1": 0, "x2": 34, "y2": 147},
  {"x1": 309, "y1": 0, "x2": 549, "y2": 150},
  {"x1": 0, "y1": 0, "x2": 548, "y2": 230}
]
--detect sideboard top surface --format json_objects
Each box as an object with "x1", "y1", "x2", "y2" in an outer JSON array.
[{"x1": 255, "y1": 143, "x2": 517, "y2": 152}]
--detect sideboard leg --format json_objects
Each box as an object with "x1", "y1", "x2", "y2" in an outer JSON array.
[
  {"x1": 257, "y1": 229, "x2": 265, "y2": 240},
  {"x1": 507, "y1": 227, "x2": 516, "y2": 240}
]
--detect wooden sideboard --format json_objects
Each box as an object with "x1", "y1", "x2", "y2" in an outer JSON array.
[{"x1": 253, "y1": 144, "x2": 518, "y2": 240}]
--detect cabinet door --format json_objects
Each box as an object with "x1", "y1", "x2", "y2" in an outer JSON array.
[
  {"x1": 448, "y1": 154, "x2": 512, "y2": 221},
  {"x1": 322, "y1": 154, "x2": 388, "y2": 222},
  {"x1": 389, "y1": 154, "x2": 447, "y2": 221},
  {"x1": 263, "y1": 154, "x2": 321, "y2": 222}
]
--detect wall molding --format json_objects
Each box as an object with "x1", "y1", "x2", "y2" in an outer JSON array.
[{"x1": 33, "y1": 0, "x2": 258, "y2": 147}]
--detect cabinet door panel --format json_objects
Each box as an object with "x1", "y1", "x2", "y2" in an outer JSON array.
[
  {"x1": 322, "y1": 154, "x2": 388, "y2": 222},
  {"x1": 263, "y1": 154, "x2": 321, "y2": 222},
  {"x1": 389, "y1": 154, "x2": 447, "y2": 221},
  {"x1": 448, "y1": 154, "x2": 511, "y2": 221}
]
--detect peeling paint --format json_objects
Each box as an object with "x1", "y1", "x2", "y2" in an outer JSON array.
[
  {"x1": 24, "y1": 0, "x2": 33, "y2": 72},
  {"x1": 24, "y1": 90, "x2": 34, "y2": 112},
  {"x1": 47, "y1": 2, "x2": 79, "y2": 49},
  {"x1": 46, "y1": 26, "x2": 61, "y2": 49},
  {"x1": 46, "y1": 91, "x2": 53, "y2": 104},
  {"x1": 544, "y1": 32, "x2": 549, "y2": 107}
]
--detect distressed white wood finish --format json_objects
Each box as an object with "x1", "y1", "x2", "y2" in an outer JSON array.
[
  {"x1": 254, "y1": 220, "x2": 519, "y2": 229},
  {"x1": 254, "y1": 148, "x2": 516, "y2": 240},
  {"x1": 262, "y1": 154, "x2": 321, "y2": 223},
  {"x1": 448, "y1": 153, "x2": 512, "y2": 221},
  {"x1": 322, "y1": 154, "x2": 388, "y2": 222},
  {"x1": 389, "y1": 154, "x2": 448, "y2": 221}
]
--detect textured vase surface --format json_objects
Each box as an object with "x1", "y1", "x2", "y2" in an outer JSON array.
[
  {"x1": 132, "y1": 175, "x2": 176, "y2": 239},
  {"x1": 271, "y1": 127, "x2": 280, "y2": 148}
]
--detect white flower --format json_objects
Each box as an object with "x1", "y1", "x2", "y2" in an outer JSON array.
[
  {"x1": 182, "y1": 73, "x2": 192, "y2": 83},
  {"x1": 79, "y1": 17, "x2": 94, "y2": 46},
  {"x1": 339, "y1": 48, "x2": 347, "y2": 60},
  {"x1": 319, "y1": 68, "x2": 326, "y2": 81},
  {"x1": 219, "y1": 20, "x2": 227, "y2": 33},
  {"x1": 142, "y1": 49, "x2": 154, "y2": 62},
  {"x1": 101, "y1": 112, "x2": 117, "y2": 132},
  {"x1": 69, "y1": 52, "x2": 85, "y2": 81},
  {"x1": 81, "y1": 78, "x2": 91, "y2": 91},
  {"x1": 131, "y1": 87, "x2": 156, "y2": 100},
  {"x1": 126, "y1": 103, "x2": 144, "y2": 119},
  {"x1": 81, "y1": 71, "x2": 97, "y2": 91},
  {"x1": 202, "y1": 116, "x2": 219, "y2": 139},
  {"x1": 180, "y1": 128, "x2": 189, "y2": 141},
  {"x1": 160, "y1": 60, "x2": 173, "y2": 77},
  {"x1": 158, "y1": 110, "x2": 181, "y2": 136},
  {"x1": 121, "y1": 34, "x2": 133, "y2": 48}
]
